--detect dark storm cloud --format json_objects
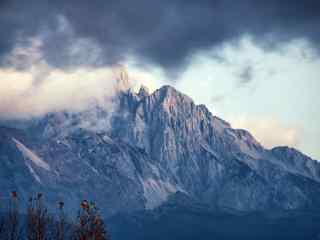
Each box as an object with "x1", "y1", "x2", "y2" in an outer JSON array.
[{"x1": 1, "y1": 0, "x2": 320, "y2": 71}]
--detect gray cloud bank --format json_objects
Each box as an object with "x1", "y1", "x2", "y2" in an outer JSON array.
[
  {"x1": 0, "y1": 30, "x2": 129, "y2": 120},
  {"x1": 0, "y1": 0, "x2": 320, "y2": 72}
]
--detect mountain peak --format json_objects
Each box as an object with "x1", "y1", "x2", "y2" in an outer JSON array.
[
  {"x1": 271, "y1": 146, "x2": 315, "y2": 161},
  {"x1": 138, "y1": 85, "x2": 150, "y2": 98},
  {"x1": 152, "y1": 85, "x2": 193, "y2": 105},
  {"x1": 157, "y1": 85, "x2": 181, "y2": 95},
  {"x1": 1, "y1": 81, "x2": 320, "y2": 218},
  {"x1": 270, "y1": 146, "x2": 320, "y2": 182}
]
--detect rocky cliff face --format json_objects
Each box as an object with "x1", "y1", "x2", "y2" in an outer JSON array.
[{"x1": 0, "y1": 85, "x2": 320, "y2": 216}]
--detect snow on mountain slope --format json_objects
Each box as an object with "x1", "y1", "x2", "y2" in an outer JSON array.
[
  {"x1": 12, "y1": 137, "x2": 51, "y2": 171},
  {"x1": 26, "y1": 163, "x2": 42, "y2": 183},
  {"x1": 142, "y1": 178, "x2": 178, "y2": 209}
]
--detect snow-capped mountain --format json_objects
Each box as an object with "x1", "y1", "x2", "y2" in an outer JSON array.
[{"x1": 0, "y1": 83, "x2": 320, "y2": 216}]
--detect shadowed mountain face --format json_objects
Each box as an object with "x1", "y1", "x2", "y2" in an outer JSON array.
[
  {"x1": 107, "y1": 192, "x2": 320, "y2": 240},
  {"x1": 0, "y1": 85, "x2": 320, "y2": 218}
]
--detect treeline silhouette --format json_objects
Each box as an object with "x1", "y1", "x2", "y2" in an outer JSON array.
[{"x1": 0, "y1": 192, "x2": 111, "y2": 240}]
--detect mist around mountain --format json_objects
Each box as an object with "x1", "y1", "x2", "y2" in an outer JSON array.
[{"x1": 0, "y1": 78, "x2": 320, "y2": 239}]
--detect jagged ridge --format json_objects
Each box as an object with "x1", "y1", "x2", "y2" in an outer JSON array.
[{"x1": 0, "y1": 85, "x2": 320, "y2": 216}]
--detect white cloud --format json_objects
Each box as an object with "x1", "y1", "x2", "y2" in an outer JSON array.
[
  {"x1": 0, "y1": 16, "x2": 152, "y2": 120},
  {"x1": 0, "y1": 65, "x2": 120, "y2": 119},
  {"x1": 0, "y1": 27, "x2": 121, "y2": 120},
  {"x1": 229, "y1": 116, "x2": 301, "y2": 149}
]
